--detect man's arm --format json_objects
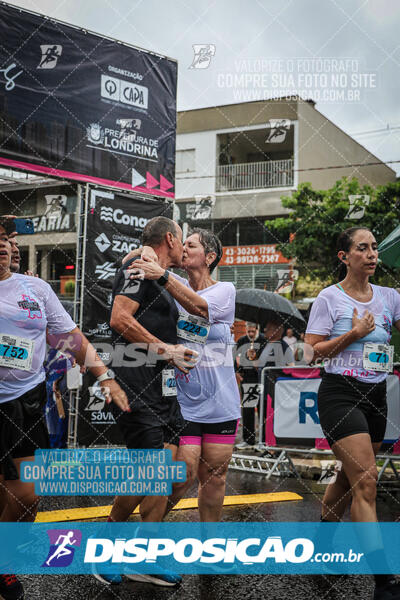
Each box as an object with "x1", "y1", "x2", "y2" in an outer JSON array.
[
  {"x1": 110, "y1": 295, "x2": 197, "y2": 373},
  {"x1": 111, "y1": 295, "x2": 173, "y2": 346},
  {"x1": 128, "y1": 258, "x2": 209, "y2": 319},
  {"x1": 47, "y1": 327, "x2": 130, "y2": 412}
]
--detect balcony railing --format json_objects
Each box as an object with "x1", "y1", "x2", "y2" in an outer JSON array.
[{"x1": 216, "y1": 158, "x2": 294, "y2": 192}]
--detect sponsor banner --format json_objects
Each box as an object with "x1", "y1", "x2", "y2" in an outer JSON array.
[
  {"x1": 220, "y1": 245, "x2": 290, "y2": 266},
  {"x1": 82, "y1": 188, "x2": 172, "y2": 338},
  {"x1": 0, "y1": 4, "x2": 176, "y2": 196},
  {"x1": 2, "y1": 522, "x2": 400, "y2": 574},
  {"x1": 0, "y1": 185, "x2": 78, "y2": 233},
  {"x1": 273, "y1": 375, "x2": 400, "y2": 441},
  {"x1": 78, "y1": 188, "x2": 171, "y2": 445},
  {"x1": 176, "y1": 195, "x2": 216, "y2": 222},
  {"x1": 31, "y1": 213, "x2": 75, "y2": 233}
]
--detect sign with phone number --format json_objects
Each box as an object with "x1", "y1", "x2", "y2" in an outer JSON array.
[{"x1": 220, "y1": 245, "x2": 290, "y2": 266}]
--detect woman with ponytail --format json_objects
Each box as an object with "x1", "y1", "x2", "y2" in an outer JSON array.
[{"x1": 305, "y1": 227, "x2": 400, "y2": 599}]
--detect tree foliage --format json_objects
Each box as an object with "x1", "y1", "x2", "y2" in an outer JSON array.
[{"x1": 265, "y1": 177, "x2": 400, "y2": 284}]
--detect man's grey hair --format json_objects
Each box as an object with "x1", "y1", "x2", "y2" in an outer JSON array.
[{"x1": 142, "y1": 216, "x2": 177, "y2": 247}]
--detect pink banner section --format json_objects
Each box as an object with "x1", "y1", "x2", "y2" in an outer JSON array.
[
  {"x1": 0, "y1": 157, "x2": 175, "y2": 198},
  {"x1": 265, "y1": 393, "x2": 276, "y2": 447},
  {"x1": 282, "y1": 368, "x2": 321, "y2": 379},
  {"x1": 315, "y1": 438, "x2": 331, "y2": 450}
]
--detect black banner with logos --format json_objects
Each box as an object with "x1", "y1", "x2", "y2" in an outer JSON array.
[
  {"x1": 0, "y1": 3, "x2": 177, "y2": 198},
  {"x1": 76, "y1": 188, "x2": 171, "y2": 445},
  {"x1": 82, "y1": 188, "x2": 172, "y2": 340}
]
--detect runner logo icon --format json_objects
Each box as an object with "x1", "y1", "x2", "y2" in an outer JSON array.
[
  {"x1": 189, "y1": 44, "x2": 216, "y2": 69},
  {"x1": 266, "y1": 119, "x2": 291, "y2": 144},
  {"x1": 87, "y1": 383, "x2": 106, "y2": 411},
  {"x1": 42, "y1": 529, "x2": 81, "y2": 567},
  {"x1": 37, "y1": 45, "x2": 62, "y2": 69},
  {"x1": 242, "y1": 383, "x2": 263, "y2": 407}
]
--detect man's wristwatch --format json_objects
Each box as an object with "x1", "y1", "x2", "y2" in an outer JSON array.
[
  {"x1": 157, "y1": 270, "x2": 169, "y2": 287},
  {"x1": 97, "y1": 369, "x2": 115, "y2": 383}
]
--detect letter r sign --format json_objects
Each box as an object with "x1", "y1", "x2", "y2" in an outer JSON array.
[{"x1": 299, "y1": 391, "x2": 319, "y2": 424}]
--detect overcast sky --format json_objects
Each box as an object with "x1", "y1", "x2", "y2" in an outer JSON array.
[{"x1": 6, "y1": 0, "x2": 400, "y2": 174}]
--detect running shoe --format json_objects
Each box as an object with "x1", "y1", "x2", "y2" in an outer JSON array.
[
  {"x1": 125, "y1": 570, "x2": 182, "y2": 587},
  {"x1": 0, "y1": 574, "x2": 24, "y2": 599},
  {"x1": 373, "y1": 578, "x2": 400, "y2": 599}
]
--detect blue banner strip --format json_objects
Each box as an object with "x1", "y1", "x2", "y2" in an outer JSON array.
[{"x1": 1, "y1": 522, "x2": 400, "y2": 575}]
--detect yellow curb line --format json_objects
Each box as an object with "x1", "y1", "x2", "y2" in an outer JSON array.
[{"x1": 35, "y1": 492, "x2": 302, "y2": 523}]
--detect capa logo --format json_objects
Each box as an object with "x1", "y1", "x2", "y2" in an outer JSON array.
[
  {"x1": 84, "y1": 536, "x2": 314, "y2": 565},
  {"x1": 99, "y1": 206, "x2": 149, "y2": 229},
  {"x1": 101, "y1": 74, "x2": 148, "y2": 109},
  {"x1": 43, "y1": 529, "x2": 81, "y2": 567}
]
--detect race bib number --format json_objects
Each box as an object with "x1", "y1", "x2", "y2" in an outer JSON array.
[
  {"x1": 242, "y1": 383, "x2": 263, "y2": 408},
  {"x1": 362, "y1": 342, "x2": 393, "y2": 373},
  {"x1": 177, "y1": 312, "x2": 210, "y2": 345},
  {"x1": 162, "y1": 369, "x2": 177, "y2": 397},
  {"x1": 0, "y1": 334, "x2": 34, "y2": 371}
]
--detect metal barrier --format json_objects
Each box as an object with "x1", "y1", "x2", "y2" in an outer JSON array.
[
  {"x1": 230, "y1": 450, "x2": 299, "y2": 479},
  {"x1": 230, "y1": 365, "x2": 400, "y2": 484}
]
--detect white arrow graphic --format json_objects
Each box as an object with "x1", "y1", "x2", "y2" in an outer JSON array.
[{"x1": 132, "y1": 168, "x2": 146, "y2": 188}]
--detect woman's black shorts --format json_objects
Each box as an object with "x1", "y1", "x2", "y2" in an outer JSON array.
[
  {"x1": 318, "y1": 373, "x2": 387, "y2": 445},
  {"x1": 0, "y1": 381, "x2": 49, "y2": 479}
]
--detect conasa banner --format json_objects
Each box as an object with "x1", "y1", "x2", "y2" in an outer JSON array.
[
  {"x1": 76, "y1": 188, "x2": 172, "y2": 445},
  {"x1": 82, "y1": 187, "x2": 172, "y2": 340},
  {"x1": 0, "y1": 3, "x2": 177, "y2": 197}
]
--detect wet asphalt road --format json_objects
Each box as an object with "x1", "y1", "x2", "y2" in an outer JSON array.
[{"x1": 20, "y1": 471, "x2": 400, "y2": 600}]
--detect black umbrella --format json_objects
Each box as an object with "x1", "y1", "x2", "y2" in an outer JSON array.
[{"x1": 235, "y1": 288, "x2": 306, "y2": 331}]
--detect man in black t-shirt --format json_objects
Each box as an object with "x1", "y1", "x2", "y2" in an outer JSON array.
[{"x1": 107, "y1": 217, "x2": 197, "y2": 531}]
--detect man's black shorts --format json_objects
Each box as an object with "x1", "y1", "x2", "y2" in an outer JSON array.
[
  {"x1": 112, "y1": 394, "x2": 185, "y2": 449},
  {"x1": 318, "y1": 373, "x2": 387, "y2": 445},
  {"x1": 0, "y1": 381, "x2": 49, "y2": 479}
]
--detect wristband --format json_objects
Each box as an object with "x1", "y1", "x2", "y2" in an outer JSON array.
[{"x1": 157, "y1": 270, "x2": 169, "y2": 287}]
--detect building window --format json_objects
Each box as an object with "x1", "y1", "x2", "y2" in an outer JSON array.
[
  {"x1": 212, "y1": 218, "x2": 283, "y2": 246},
  {"x1": 218, "y1": 264, "x2": 290, "y2": 292},
  {"x1": 239, "y1": 219, "x2": 280, "y2": 245},
  {"x1": 0, "y1": 191, "x2": 36, "y2": 216},
  {"x1": 213, "y1": 220, "x2": 237, "y2": 246},
  {"x1": 176, "y1": 149, "x2": 195, "y2": 173}
]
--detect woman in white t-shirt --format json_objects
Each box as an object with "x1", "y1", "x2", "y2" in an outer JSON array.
[
  {"x1": 128, "y1": 228, "x2": 240, "y2": 522},
  {"x1": 0, "y1": 219, "x2": 129, "y2": 600},
  {"x1": 305, "y1": 226, "x2": 400, "y2": 599}
]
